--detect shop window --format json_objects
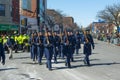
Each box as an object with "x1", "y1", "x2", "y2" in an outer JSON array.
[{"x1": 0, "y1": 4, "x2": 5, "y2": 16}]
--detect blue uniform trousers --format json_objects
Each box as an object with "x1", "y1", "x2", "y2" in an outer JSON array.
[
  {"x1": 69, "y1": 46, "x2": 75, "y2": 62},
  {"x1": 63, "y1": 45, "x2": 71, "y2": 68},
  {"x1": 84, "y1": 54, "x2": 90, "y2": 66},
  {"x1": 53, "y1": 46, "x2": 59, "y2": 63},
  {"x1": 60, "y1": 45, "x2": 64, "y2": 59},
  {"x1": 83, "y1": 42, "x2": 92, "y2": 66},
  {"x1": 37, "y1": 46, "x2": 44, "y2": 64},
  {"x1": 75, "y1": 48, "x2": 79, "y2": 54},
  {"x1": 44, "y1": 47, "x2": 53, "y2": 70},
  {"x1": 30, "y1": 46, "x2": 33, "y2": 59},
  {"x1": 66, "y1": 53, "x2": 71, "y2": 68},
  {"x1": 0, "y1": 43, "x2": 5, "y2": 65},
  {"x1": 0, "y1": 53, "x2": 5, "y2": 65},
  {"x1": 32, "y1": 45, "x2": 37, "y2": 61}
]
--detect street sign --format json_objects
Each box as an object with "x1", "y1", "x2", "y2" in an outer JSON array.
[{"x1": 54, "y1": 24, "x2": 59, "y2": 31}]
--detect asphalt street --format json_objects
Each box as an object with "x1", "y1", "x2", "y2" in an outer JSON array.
[{"x1": 0, "y1": 39, "x2": 120, "y2": 80}]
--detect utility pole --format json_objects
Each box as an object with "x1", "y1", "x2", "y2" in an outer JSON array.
[{"x1": 37, "y1": 0, "x2": 40, "y2": 32}]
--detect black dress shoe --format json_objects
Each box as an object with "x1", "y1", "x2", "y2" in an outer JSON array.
[
  {"x1": 49, "y1": 69, "x2": 52, "y2": 71},
  {"x1": 83, "y1": 60, "x2": 87, "y2": 64},
  {"x1": 87, "y1": 64, "x2": 91, "y2": 67},
  {"x1": 68, "y1": 66, "x2": 71, "y2": 68},
  {"x1": 71, "y1": 60, "x2": 75, "y2": 62},
  {"x1": 65, "y1": 63, "x2": 67, "y2": 66},
  {"x1": 39, "y1": 62, "x2": 42, "y2": 65},
  {"x1": 2, "y1": 61, "x2": 5, "y2": 65}
]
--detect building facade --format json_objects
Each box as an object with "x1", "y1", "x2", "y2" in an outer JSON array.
[
  {"x1": 0, "y1": 0, "x2": 12, "y2": 24},
  {"x1": 0, "y1": 0, "x2": 19, "y2": 34},
  {"x1": 12, "y1": 0, "x2": 20, "y2": 24},
  {"x1": 47, "y1": 9, "x2": 78, "y2": 31},
  {"x1": 0, "y1": 0, "x2": 12, "y2": 32},
  {"x1": 20, "y1": 0, "x2": 47, "y2": 33},
  {"x1": 88, "y1": 21, "x2": 115, "y2": 34},
  {"x1": 63, "y1": 17, "x2": 74, "y2": 29}
]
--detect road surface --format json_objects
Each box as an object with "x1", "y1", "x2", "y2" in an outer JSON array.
[{"x1": 0, "y1": 39, "x2": 120, "y2": 80}]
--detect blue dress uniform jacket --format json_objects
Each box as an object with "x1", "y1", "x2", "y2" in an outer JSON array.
[
  {"x1": 83, "y1": 34, "x2": 94, "y2": 55},
  {"x1": 29, "y1": 37, "x2": 34, "y2": 59},
  {"x1": 32, "y1": 36, "x2": 38, "y2": 61},
  {"x1": 75, "y1": 34, "x2": 81, "y2": 49},
  {"x1": 6, "y1": 38, "x2": 12, "y2": 48},
  {"x1": 63, "y1": 35, "x2": 71, "y2": 68},
  {"x1": 62, "y1": 36, "x2": 69, "y2": 56},
  {"x1": 54, "y1": 35, "x2": 61, "y2": 47},
  {"x1": 44, "y1": 36, "x2": 54, "y2": 70},
  {"x1": 36, "y1": 35, "x2": 44, "y2": 64},
  {"x1": 68, "y1": 35, "x2": 76, "y2": 61},
  {"x1": 83, "y1": 34, "x2": 94, "y2": 66},
  {"x1": 53, "y1": 35, "x2": 61, "y2": 63},
  {"x1": 46, "y1": 35, "x2": 54, "y2": 59},
  {"x1": 0, "y1": 43, "x2": 5, "y2": 65}
]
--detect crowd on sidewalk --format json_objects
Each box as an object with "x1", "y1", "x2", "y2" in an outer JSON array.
[{"x1": 96, "y1": 33, "x2": 120, "y2": 46}]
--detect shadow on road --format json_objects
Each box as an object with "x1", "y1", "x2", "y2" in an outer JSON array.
[
  {"x1": 73, "y1": 58, "x2": 100, "y2": 63},
  {"x1": 13, "y1": 57, "x2": 30, "y2": 60},
  {"x1": 92, "y1": 53, "x2": 99, "y2": 54},
  {"x1": 0, "y1": 68, "x2": 18, "y2": 71},
  {"x1": 22, "y1": 62, "x2": 38, "y2": 65},
  {"x1": 53, "y1": 64, "x2": 87, "y2": 70},
  {"x1": 53, "y1": 62, "x2": 120, "y2": 70},
  {"x1": 90, "y1": 62, "x2": 120, "y2": 66}
]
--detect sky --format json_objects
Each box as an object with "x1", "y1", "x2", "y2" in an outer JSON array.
[{"x1": 47, "y1": 0, "x2": 119, "y2": 27}]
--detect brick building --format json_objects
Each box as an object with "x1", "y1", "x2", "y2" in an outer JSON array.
[
  {"x1": 47, "y1": 9, "x2": 78, "y2": 31},
  {"x1": 63, "y1": 17, "x2": 74, "y2": 29},
  {"x1": 12, "y1": 0, "x2": 20, "y2": 24},
  {"x1": 88, "y1": 22, "x2": 115, "y2": 34},
  {"x1": 20, "y1": 0, "x2": 47, "y2": 32},
  {"x1": 20, "y1": 0, "x2": 37, "y2": 18}
]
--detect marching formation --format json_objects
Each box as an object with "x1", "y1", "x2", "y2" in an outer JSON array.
[{"x1": 0, "y1": 29, "x2": 95, "y2": 71}]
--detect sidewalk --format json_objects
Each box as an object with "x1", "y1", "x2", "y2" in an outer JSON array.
[{"x1": 95, "y1": 38, "x2": 120, "y2": 46}]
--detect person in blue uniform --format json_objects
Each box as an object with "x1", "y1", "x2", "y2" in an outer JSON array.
[
  {"x1": 29, "y1": 33, "x2": 34, "y2": 59},
  {"x1": 68, "y1": 31, "x2": 76, "y2": 62},
  {"x1": 44, "y1": 31, "x2": 54, "y2": 71},
  {"x1": 37, "y1": 32, "x2": 44, "y2": 65},
  {"x1": 0, "y1": 37, "x2": 5, "y2": 65},
  {"x1": 63, "y1": 31, "x2": 71, "y2": 68},
  {"x1": 32, "y1": 32, "x2": 38, "y2": 63},
  {"x1": 75, "y1": 31, "x2": 81, "y2": 54},
  {"x1": 60, "y1": 32, "x2": 65, "y2": 59},
  {"x1": 53, "y1": 31, "x2": 61, "y2": 63},
  {"x1": 6, "y1": 35, "x2": 13, "y2": 59},
  {"x1": 36, "y1": 32, "x2": 41, "y2": 64},
  {"x1": 83, "y1": 30, "x2": 95, "y2": 66}
]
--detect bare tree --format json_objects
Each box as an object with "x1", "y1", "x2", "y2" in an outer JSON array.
[
  {"x1": 55, "y1": 9, "x2": 67, "y2": 17},
  {"x1": 97, "y1": 3, "x2": 120, "y2": 33}
]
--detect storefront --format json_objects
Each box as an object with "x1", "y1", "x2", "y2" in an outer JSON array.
[{"x1": 0, "y1": 24, "x2": 19, "y2": 34}]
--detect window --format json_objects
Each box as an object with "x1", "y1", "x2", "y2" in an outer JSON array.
[
  {"x1": 22, "y1": 0, "x2": 31, "y2": 11},
  {"x1": 0, "y1": 4, "x2": 5, "y2": 16}
]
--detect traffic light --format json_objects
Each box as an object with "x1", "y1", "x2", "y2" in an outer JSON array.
[
  {"x1": 21, "y1": 19, "x2": 25, "y2": 25},
  {"x1": 24, "y1": 18, "x2": 27, "y2": 26},
  {"x1": 21, "y1": 18, "x2": 27, "y2": 26}
]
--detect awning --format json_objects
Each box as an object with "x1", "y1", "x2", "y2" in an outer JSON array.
[{"x1": 0, "y1": 24, "x2": 19, "y2": 31}]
